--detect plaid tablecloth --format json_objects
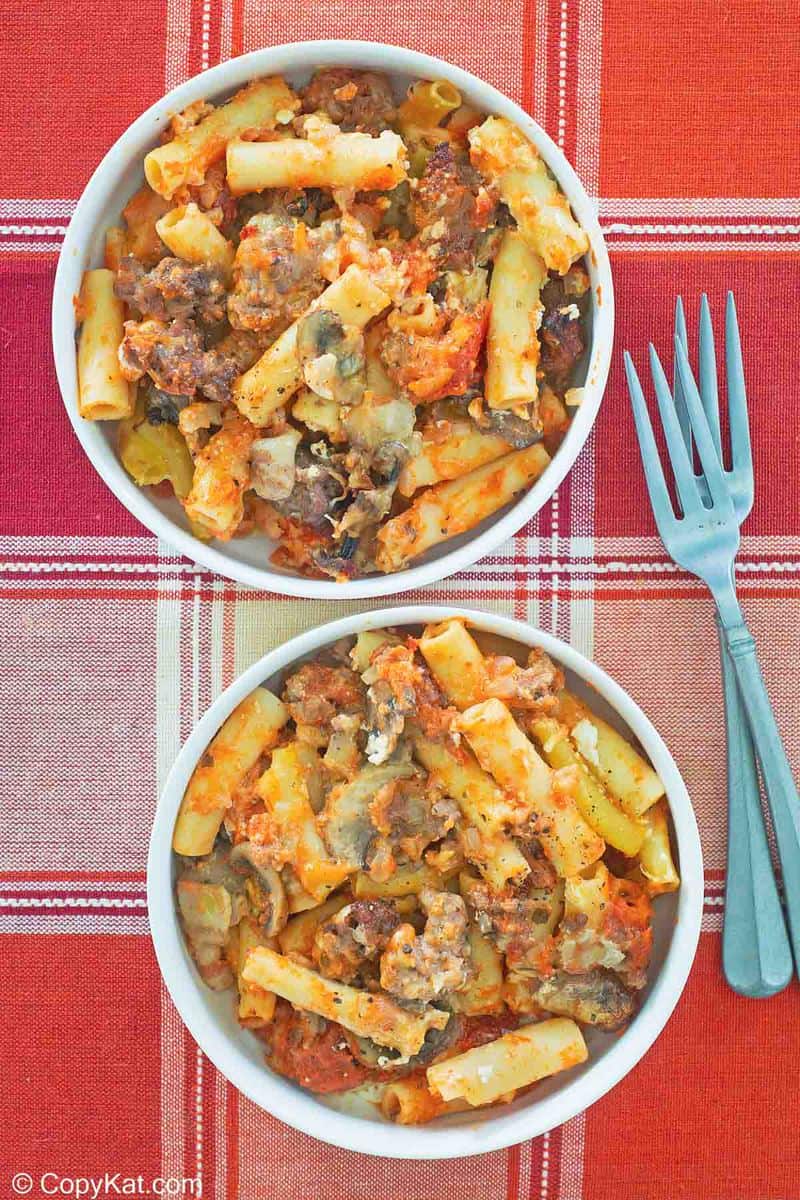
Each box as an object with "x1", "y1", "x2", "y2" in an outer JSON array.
[{"x1": 3, "y1": 1, "x2": 799, "y2": 1197}]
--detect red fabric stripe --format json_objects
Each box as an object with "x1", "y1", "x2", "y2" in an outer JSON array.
[
  {"x1": 232, "y1": 0, "x2": 245, "y2": 57},
  {"x1": 225, "y1": 1081, "x2": 240, "y2": 1200},
  {"x1": 0, "y1": 870, "x2": 147, "y2": 882},
  {"x1": 528, "y1": 1135, "x2": 545, "y2": 1199},
  {"x1": 183, "y1": 1026, "x2": 200, "y2": 1189},
  {"x1": 3, "y1": 584, "x2": 797, "y2": 603},
  {"x1": 506, "y1": 1143, "x2": 521, "y2": 1200},
  {"x1": 521, "y1": 0, "x2": 538, "y2": 115}
]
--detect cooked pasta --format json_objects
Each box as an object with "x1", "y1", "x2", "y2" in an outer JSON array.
[
  {"x1": 77, "y1": 66, "x2": 591, "y2": 579},
  {"x1": 172, "y1": 618, "x2": 679, "y2": 1121},
  {"x1": 76, "y1": 270, "x2": 133, "y2": 420}
]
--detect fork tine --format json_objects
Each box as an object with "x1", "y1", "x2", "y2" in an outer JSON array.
[
  {"x1": 725, "y1": 291, "x2": 753, "y2": 480},
  {"x1": 698, "y1": 294, "x2": 723, "y2": 458},
  {"x1": 649, "y1": 343, "x2": 701, "y2": 514},
  {"x1": 674, "y1": 337, "x2": 734, "y2": 512},
  {"x1": 624, "y1": 352, "x2": 678, "y2": 531},
  {"x1": 673, "y1": 296, "x2": 692, "y2": 452}
]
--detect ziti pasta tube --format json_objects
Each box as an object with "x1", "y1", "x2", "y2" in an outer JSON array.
[
  {"x1": 183, "y1": 411, "x2": 257, "y2": 540},
  {"x1": 458, "y1": 698, "x2": 605, "y2": 876},
  {"x1": 411, "y1": 728, "x2": 525, "y2": 834},
  {"x1": 396, "y1": 79, "x2": 462, "y2": 133},
  {"x1": 450, "y1": 923, "x2": 504, "y2": 1015},
  {"x1": 375, "y1": 443, "x2": 551, "y2": 573},
  {"x1": 397, "y1": 420, "x2": 512, "y2": 497},
  {"x1": 156, "y1": 203, "x2": 235, "y2": 277},
  {"x1": 172, "y1": 686, "x2": 288, "y2": 856},
  {"x1": 419, "y1": 617, "x2": 488, "y2": 710},
  {"x1": 411, "y1": 729, "x2": 530, "y2": 887},
  {"x1": 485, "y1": 230, "x2": 547, "y2": 410},
  {"x1": 242, "y1": 947, "x2": 450, "y2": 1058},
  {"x1": 529, "y1": 716, "x2": 646, "y2": 857},
  {"x1": 635, "y1": 799, "x2": 680, "y2": 894},
  {"x1": 427, "y1": 1018, "x2": 587, "y2": 1107},
  {"x1": 145, "y1": 77, "x2": 299, "y2": 199},
  {"x1": 76, "y1": 269, "x2": 133, "y2": 421},
  {"x1": 468, "y1": 116, "x2": 589, "y2": 275},
  {"x1": 381, "y1": 1076, "x2": 470, "y2": 1125},
  {"x1": 256, "y1": 744, "x2": 352, "y2": 902},
  {"x1": 557, "y1": 691, "x2": 666, "y2": 817},
  {"x1": 232, "y1": 265, "x2": 393, "y2": 426},
  {"x1": 121, "y1": 186, "x2": 171, "y2": 265},
  {"x1": 226, "y1": 128, "x2": 408, "y2": 194}
]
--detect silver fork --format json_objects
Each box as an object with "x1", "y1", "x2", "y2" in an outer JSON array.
[
  {"x1": 624, "y1": 298, "x2": 800, "y2": 990},
  {"x1": 672, "y1": 295, "x2": 792, "y2": 997}
]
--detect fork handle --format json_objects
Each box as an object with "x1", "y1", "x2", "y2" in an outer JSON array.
[
  {"x1": 718, "y1": 622, "x2": 792, "y2": 996},
  {"x1": 723, "y1": 621, "x2": 800, "y2": 973}
]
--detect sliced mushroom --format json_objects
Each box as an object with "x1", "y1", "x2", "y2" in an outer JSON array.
[
  {"x1": 250, "y1": 428, "x2": 303, "y2": 502},
  {"x1": 346, "y1": 1011, "x2": 462, "y2": 1071},
  {"x1": 331, "y1": 483, "x2": 395, "y2": 542},
  {"x1": 229, "y1": 842, "x2": 289, "y2": 936},
  {"x1": 297, "y1": 309, "x2": 366, "y2": 406},
  {"x1": 524, "y1": 969, "x2": 635, "y2": 1031},
  {"x1": 176, "y1": 879, "x2": 235, "y2": 991},
  {"x1": 321, "y1": 760, "x2": 417, "y2": 868}
]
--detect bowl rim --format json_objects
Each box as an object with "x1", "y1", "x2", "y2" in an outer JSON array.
[
  {"x1": 52, "y1": 39, "x2": 615, "y2": 600},
  {"x1": 147, "y1": 604, "x2": 703, "y2": 1159}
]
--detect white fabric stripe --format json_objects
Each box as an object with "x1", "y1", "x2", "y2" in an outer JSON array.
[
  {"x1": 0, "y1": 878, "x2": 724, "y2": 900},
  {"x1": 540, "y1": 1128, "x2": 551, "y2": 1199},
  {"x1": 165, "y1": 0, "x2": 192, "y2": 90},
  {"x1": 702, "y1": 912, "x2": 723, "y2": 933},
  {"x1": 210, "y1": 578, "x2": 225, "y2": 702},
  {"x1": 1, "y1": 881, "x2": 145, "y2": 894},
  {"x1": 0, "y1": 199, "x2": 76, "y2": 218},
  {"x1": 192, "y1": 585, "x2": 202, "y2": 725},
  {"x1": 603, "y1": 222, "x2": 800, "y2": 235},
  {"x1": 599, "y1": 197, "x2": 800, "y2": 217},
  {"x1": 533, "y1": 0, "x2": 549, "y2": 126},
  {"x1": 474, "y1": 559, "x2": 800, "y2": 575},
  {"x1": 0, "y1": 241, "x2": 63, "y2": 252},
  {"x1": 219, "y1": 0, "x2": 233, "y2": 61},
  {"x1": 556, "y1": 0, "x2": 569, "y2": 148},
  {"x1": 195, "y1": 1046, "x2": 205, "y2": 1193},
  {"x1": 558, "y1": 1114, "x2": 586, "y2": 1200},
  {"x1": 0, "y1": 535, "x2": 159, "y2": 554},
  {"x1": 0, "y1": 577, "x2": 202, "y2": 593},
  {"x1": 214, "y1": 1070, "x2": 228, "y2": 1200},
  {"x1": 0, "y1": 914, "x2": 149, "y2": 933},
  {"x1": 200, "y1": 0, "x2": 212, "y2": 71},
  {"x1": 0, "y1": 224, "x2": 68, "y2": 235},
  {"x1": 2, "y1": 566, "x2": 797, "y2": 596},
  {"x1": 2, "y1": 536, "x2": 798, "y2": 576},
  {"x1": 575, "y1": 0, "x2": 602, "y2": 195},
  {"x1": 4, "y1": 196, "x2": 795, "y2": 220},
  {"x1": 607, "y1": 239, "x2": 800, "y2": 253},
  {"x1": 0, "y1": 896, "x2": 147, "y2": 908},
  {"x1": 593, "y1": 534, "x2": 800, "y2": 555},
  {"x1": 157, "y1": 550, "x2": 184, "y2": 793},
  {"x1": 552, "y1": 491, "x2": 560, "y2": 634},
  {"x1": 161, "y1": 981, "x2": 186, "y2": 1186},
  {"x1": 0, "y1": 561, "x2": 195, "y2": 574},
  {"x1": 7, "y1": 231, "x2": 798, "y2": 253}
]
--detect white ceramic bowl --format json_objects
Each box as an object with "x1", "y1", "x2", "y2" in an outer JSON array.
[
  {"x1": 52, "y1": 40, "x2": 614, "y2": 599},
  {"x1": 147, "y1": 606, "x2": 702, "y2": 1159}
]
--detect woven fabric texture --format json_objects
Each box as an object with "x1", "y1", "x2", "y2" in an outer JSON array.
[{"x1": 2, "y1": 1, "x2": 799, "y2": 1197}]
